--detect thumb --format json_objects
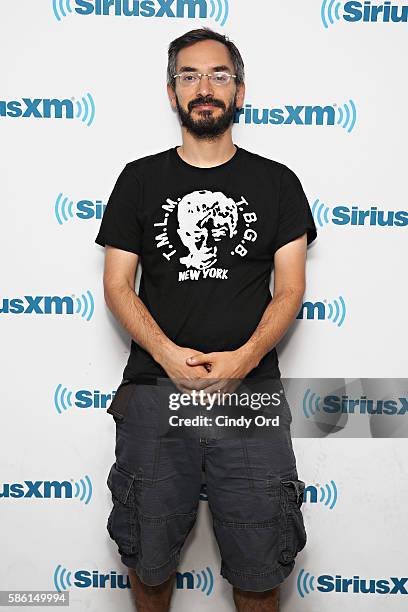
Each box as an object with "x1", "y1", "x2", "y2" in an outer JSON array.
[{"x1": 186, "y1": 352, "x2": 213, "y2": 366}]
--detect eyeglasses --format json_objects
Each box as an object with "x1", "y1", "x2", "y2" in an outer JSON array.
[{"x1": 173, "y1": 71, "x2": 237, "y2": 87}]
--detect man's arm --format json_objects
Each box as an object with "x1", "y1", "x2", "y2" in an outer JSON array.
[
  {"x1": 102, "y1": 245, "x2": 210, "y2": 388},
  {"x1": 237, "y1": 232, "x2": 307, "y2": 369},
  {"x1": 186, "y1": 233, "x2": 308, "y2": 380},
  {"x1": 102, "y1": 246, "x2": 171, "y2": 363}
]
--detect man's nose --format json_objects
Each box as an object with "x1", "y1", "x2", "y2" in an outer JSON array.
[{"x1": 196, "y1": 74, "x2": 214, "y2": 97}]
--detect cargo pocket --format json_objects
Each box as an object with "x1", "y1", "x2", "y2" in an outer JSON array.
[
  {"x1": 106, "y1": 461, "x2": 140, "y2": 557},
  {"x1": 279, "y1": 476, "x2": 307, "y2": 565},
  {"x1": 106, "y1": 379, "x2": 137, "y2": 423}
]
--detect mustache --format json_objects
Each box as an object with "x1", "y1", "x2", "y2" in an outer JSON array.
[{"x1": 188, "y1": 98, "x2": 226, "y2": 111}]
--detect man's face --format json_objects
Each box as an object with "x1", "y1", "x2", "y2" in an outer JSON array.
[
  {"x1": 177, "y1": 190, "x2": 239, "y2": 270},
  {"x1": 168, "y1": 39, "x2": 244, "y2": 140}
]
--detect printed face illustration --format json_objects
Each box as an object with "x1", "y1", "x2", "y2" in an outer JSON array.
[{"x1": 177, "y1": 190, "x2": 239, "y2": 270}]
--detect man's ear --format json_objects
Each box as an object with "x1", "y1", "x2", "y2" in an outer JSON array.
[
  {"x1": 235, "y1": 82, "x2": 245, "y2": 110},
  {"x1": 167, "y1": 84, "x2": 177, "y2": 109}
]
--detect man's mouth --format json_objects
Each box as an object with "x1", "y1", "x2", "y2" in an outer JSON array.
[{"x1": 193, "y1": 103, "x2": 219, "y2": 110}]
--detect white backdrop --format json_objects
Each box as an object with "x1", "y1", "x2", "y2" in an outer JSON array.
[{"x1": 1, "y1": 1, "x2": 408, "y2": 610}]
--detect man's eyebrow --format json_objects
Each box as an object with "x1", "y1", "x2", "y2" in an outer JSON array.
[{"x1": 177, "y1": 64, "x2": 232, "y2": 73}]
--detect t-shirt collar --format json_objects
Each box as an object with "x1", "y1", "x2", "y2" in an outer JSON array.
[{"x1": 170, "y1": 144, "x2": 242, "y2": 171}]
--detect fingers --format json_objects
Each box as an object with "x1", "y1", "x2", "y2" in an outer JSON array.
[{"x1": 186, "y1": 352, "x2": 214, "y2": 366}]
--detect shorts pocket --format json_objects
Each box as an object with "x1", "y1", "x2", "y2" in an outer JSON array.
[
  {"x1": 107, "y1": 380, "x2": 137, "y2": 423},
  {"x1": 279, "y1": 476, "x2": 307, "y2": 565},
  {"x1": 106, "y1": 461, "x2": 140, "y2": 557}
]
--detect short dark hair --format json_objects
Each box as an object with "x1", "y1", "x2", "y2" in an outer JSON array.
[{"x1": 167, "y1": 27, "x2": 245, "y2": 90}]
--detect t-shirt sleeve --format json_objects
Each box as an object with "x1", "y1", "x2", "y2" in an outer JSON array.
[
  {"x1": 94, "y1": 163, "x2": 143, "y2": 255},
  {"x1": 272, "y1": 166, "x2": 317, "y2": 255}
]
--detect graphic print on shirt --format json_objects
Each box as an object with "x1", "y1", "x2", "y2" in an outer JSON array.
[{"x1": 153, "y1": 190, "x2": 258, "y2": 282}]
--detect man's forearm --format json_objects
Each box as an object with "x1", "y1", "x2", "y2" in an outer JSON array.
[
  {"x1": 104, "y1": 283, "x2": 174, "y2": 365},
  {"x1": 237, "y1": 288, "x2": 304, "y2": 369}
]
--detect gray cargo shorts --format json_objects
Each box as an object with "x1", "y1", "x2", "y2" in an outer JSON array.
[{"x1": 105, "y1": 379, "x2": 307, "y2": 592}]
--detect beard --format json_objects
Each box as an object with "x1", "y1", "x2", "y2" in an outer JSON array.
[{"x1": 175, "y1": 92, "x2": 238, "y2": 140}]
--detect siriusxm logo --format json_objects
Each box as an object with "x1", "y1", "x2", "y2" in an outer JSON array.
[
  {"x1": 55, "y1": 194, "x2": 106, "y2": 224},
  {"x1": 234, "y1": 100, "x2": 357, "y2": 132},
  {"x1": 1, "y1": 476, "x2": 92, "y2": 504},
  {"x1": 303, "y1": 390, "x2": 408, "y2": 419},
  {"x1": 0, "y1": 292, "x2": 94, "y2": 321},
  {"x1": 0, "y1": 94, "x2": 95, "y2": 126},
  {"x1": 54, "y1": 385, "x2": 116, "y2": 413},
  {"x1": 304, "y1": 481, "x2": 338, "y2": 509},
  {"x1": 321, "y1": 1, "x2": 408, "y2": 28},
  {"x1": 52, "y1": 0, "x2": 229, "y2": 25},
  {"x1": 312, "y1": 200, "x2": 408, "y2": 228},
  {"x1": 298, "y1": 569, "x2": 408, "y2": 597},
  {"x1": 202, "y1": 480, "x2": 335, "y2": 507},
  {"x1": 297, "y1": 296, "x2": 347, "y2": 327},
  {"x1": 54, "y1": 565, "x2": 214, "y2": 594},
  {"x1": 177, "y1": 567, "x2": 214, "y2": 595}
]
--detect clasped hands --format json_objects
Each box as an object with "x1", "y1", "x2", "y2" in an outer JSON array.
[{"x1": 162, "y1": 344, "x2": 259, "y2": 402}]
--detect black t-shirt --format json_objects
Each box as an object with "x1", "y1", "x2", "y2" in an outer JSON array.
[{"x1": 95, "y1": 145, "x2": 317, "y2": 381}]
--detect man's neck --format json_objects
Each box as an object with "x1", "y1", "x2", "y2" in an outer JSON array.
[{"x1": 177, "y1": 130, "x2": 237, "y2": 168}]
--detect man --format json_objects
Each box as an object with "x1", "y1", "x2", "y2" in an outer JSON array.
[{"x1": 95, "y1": 27, "x2": 317, "y2": 612}]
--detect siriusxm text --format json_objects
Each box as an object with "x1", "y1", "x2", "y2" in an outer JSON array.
[
  {"x1": 344, "y1": 1, "x2": 408, "y2": 23},
  {"x1": 73, "y1": 0, "x2": 206, "y2": 17}
]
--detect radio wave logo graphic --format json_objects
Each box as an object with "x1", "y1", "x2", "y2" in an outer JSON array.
[
  {"x1": 54, "y1": 565, "x2": 72, "y2": 592},
  {"x1": 325, "y1": 295, "x2": 347, "y2": 326},
  {"x1": 54, "y1": 384, "x2": 74, "y2": 414},
  {"x1": 318, "y1": 480, "x2": 338, "y2": 509},
  {"x1": 55, "y1": 193, "x2": 74, "y2": 225},
  {"x1": 208, "y1": 0, "x2": 229, "y2": 26},
  {"x1": 73, "y1": 475, "x2": 92, "y2": 504},
  {"x1": 321, "y1": 0, "x2": 342, "y2": 28},
  {"x1": 52, "y1": 0, "x2": 72, "y2": 21},
  {"x1": 75, "y1": 290, "x2": 94, "y2": 321},
  {"x1": 74, "y1": 93, "x2": 95, "y2": 127},
  {"x1": 336, "y1": 99, "x2": 357, "y2": 132},
  {"x1": 191, "y1": 567, "x2": 214, "y2": 596},
  {"x1": 312, "y1": 198, "x2": 331, "y2": 227},
  {"x1": 297, "y1": 568, "x2": 316, "y2": 598},
  {"x1": 303, "y1": 388, "x2": 322, "y2": 418}
]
